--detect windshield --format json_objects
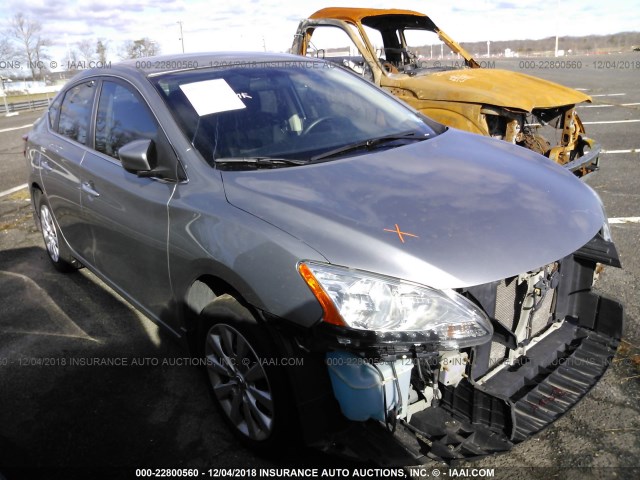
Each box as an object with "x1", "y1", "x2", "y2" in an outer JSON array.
[
  {"x1": 403, "y1": 29, "x2": 459, "y2": 63},
  {"x1": 152, "y1": 61, "x2": 439, "y2": 165},
  {"x1": 360, "y1": 14, "x2": 475, "y2": 73}
]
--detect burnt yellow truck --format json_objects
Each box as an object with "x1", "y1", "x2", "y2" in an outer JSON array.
[{"x1": 292, "y1": 7, "x2": 600, "y2": 176}]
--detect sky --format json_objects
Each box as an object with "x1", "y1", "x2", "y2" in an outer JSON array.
[{"x1": 1, "y1": 0, "x2": 639, "y2": 68}]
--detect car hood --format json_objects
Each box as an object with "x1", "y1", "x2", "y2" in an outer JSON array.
[
  {"x1": 221, "y1": 129, "x2": 605, "y2": 289},
  {"x1": 398, "y1": 68, "x2": 591, "y2": 111}
]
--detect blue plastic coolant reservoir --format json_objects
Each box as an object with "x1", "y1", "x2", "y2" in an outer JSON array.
[{"x1": 326, "y1": 351, "x2": 413, "y2": 422}]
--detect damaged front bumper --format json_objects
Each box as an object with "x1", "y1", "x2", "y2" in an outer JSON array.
[
  {"x1": 305, "y1": 234, "x2": 623, "y2": 465},
  {"x1": 410, "y1": 311, "x2": 622, "y2": 461}
]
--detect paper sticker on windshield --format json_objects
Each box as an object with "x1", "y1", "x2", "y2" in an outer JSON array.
[{"x1": 179, "y1": 79, "x2": 246, "y2": 116}]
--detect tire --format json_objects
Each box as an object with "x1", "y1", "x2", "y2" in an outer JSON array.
[
  {"x1": 200, "y1": 294, "x2": 292, "y2": 451},
  {"x1": 34, "y1": 190, "x2": 81, "y2": 273}
]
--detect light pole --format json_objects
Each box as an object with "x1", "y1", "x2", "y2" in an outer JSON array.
[
  {"x1": 1, "y1": 77, "x2": 12, "y2": 115},
  {"x1": 554, "y1": 0, "x2": 560, "y2": 57},
  {"x1": 178, "y1": 21, "x2": 185, "y2": 53}
]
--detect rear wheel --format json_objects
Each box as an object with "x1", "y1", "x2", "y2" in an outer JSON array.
[
  {"x1": 34, "y1": 190, "x2": 80, "y2": 273},
  {"x1": 200, "y1": 295, "x2": 292, "y2": 450}
]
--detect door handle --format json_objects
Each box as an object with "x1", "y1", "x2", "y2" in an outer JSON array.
[
  {"x1": 81, "y1": 181, "x2": 100, "y2": 198},
  {"x1": 41, "y1": 159, "x2": 53, "y2": 172}
]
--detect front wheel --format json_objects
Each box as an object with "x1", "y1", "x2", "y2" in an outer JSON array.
[{"x1": 200, "y1": 295, "x2": 293, "y2": 450}]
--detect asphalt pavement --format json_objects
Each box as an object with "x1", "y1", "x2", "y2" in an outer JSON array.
[{"x1": 0, "y1": 53, "x2": 638, "y2": 480}]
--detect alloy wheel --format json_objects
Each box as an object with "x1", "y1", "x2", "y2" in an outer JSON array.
[
  {"x1": 205, "y1": 323, "x2": 275, "y2": 441},
  {"x1": 40, "y1": 204, "x2": 60, "y2": 262}
]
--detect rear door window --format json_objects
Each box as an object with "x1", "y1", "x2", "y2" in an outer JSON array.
[
  {"x1": 47, "y1": 95, "x2": 62, "y2": 130},
  {"x1": 57, "y1": 81, "x2": 96, "y2": 145}
]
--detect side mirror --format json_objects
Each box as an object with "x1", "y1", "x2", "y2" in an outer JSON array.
[{"x1": 118, "y1": 139, "x2": 156, "y2": 175}]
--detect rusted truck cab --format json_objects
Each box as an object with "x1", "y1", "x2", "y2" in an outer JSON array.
[{"x1": 292, "y1": 7, "x2": 600, "y2": 176}]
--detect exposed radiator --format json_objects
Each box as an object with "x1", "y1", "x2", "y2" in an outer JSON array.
[{"x1": 488, "y1": 267, "x2": 556, "y2": 366}]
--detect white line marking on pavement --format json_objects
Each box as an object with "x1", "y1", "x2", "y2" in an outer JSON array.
[
  {"x1": 602, "y1": 149, "x2": 639, "y2": 154},
  {"x1": 582, "y1": 119, "x2": 640, "y2": 125},
  {"x1": 0, "y1": 183, "x2": 28, "y2": 198},
  {"x1": 0, "y1": 270, "x2": 100, "y2": 343},
  {"x1": 590, "y1": 93, "x2": 626, "y2": 97},
  {"x1": 610, "y1": 217, "x2": 640, "y2": 224},
  {"x1": 575, "y1": 88, "x2": 589, "y2": 91},
  {"x1": 0, "y1": 124, "x2": 33, "y2": 133},
  {"x1": 581, "y1": 103, "x2": 640, "y2": 108}
]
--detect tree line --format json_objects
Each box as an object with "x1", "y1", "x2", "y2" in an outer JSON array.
[
  {"x1": 1, "y1": 12, "x2": 160, "y2": 81},
  {"x1": 459, "y1": 31, "x2": 640, "y2": 56}
]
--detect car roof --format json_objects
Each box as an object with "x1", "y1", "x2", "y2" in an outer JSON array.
[{"x1": 309, "y1": 7, "x2": 427, "y2": 23}]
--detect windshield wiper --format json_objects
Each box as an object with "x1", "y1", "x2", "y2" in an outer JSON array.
[
  {"x1": 310, "y1": 131, "x2": 427, "y2": 162},
  {"x1": 214, "y1": 157, "x2": 307, "y2": 169}
]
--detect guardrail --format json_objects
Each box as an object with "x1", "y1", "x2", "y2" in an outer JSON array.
[{"x1": 0, "y1": 98, "x2": 50, "y2": 114}]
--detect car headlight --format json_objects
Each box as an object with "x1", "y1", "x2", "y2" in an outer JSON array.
[{"x1": 298, "y1": 261, "x2": 492, "y2": 349}]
